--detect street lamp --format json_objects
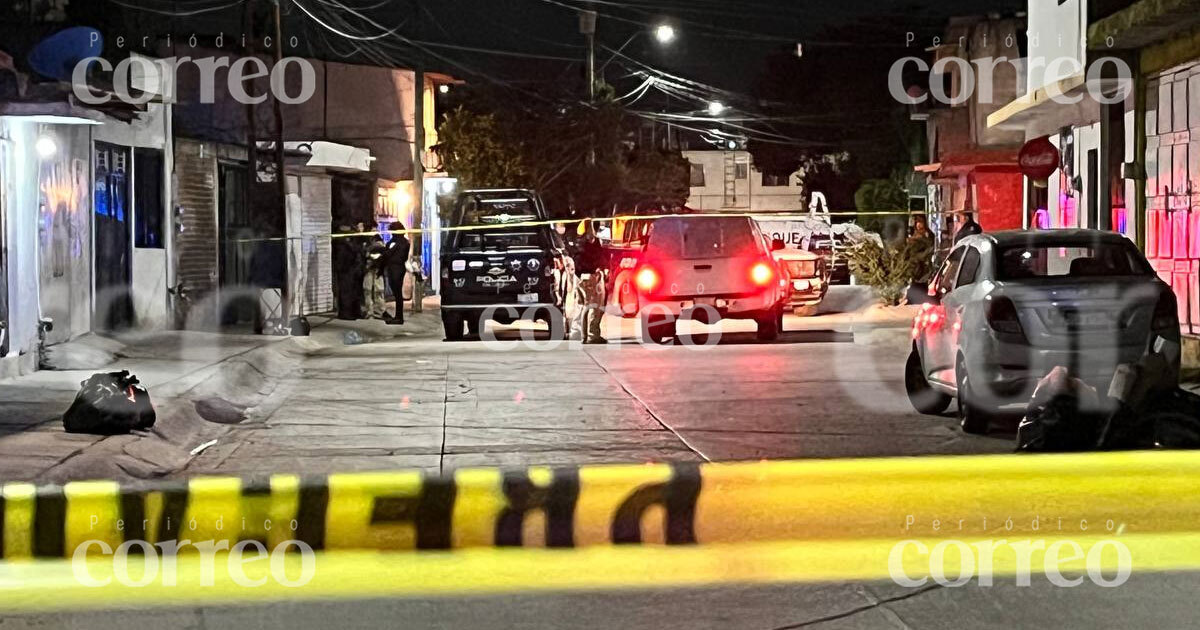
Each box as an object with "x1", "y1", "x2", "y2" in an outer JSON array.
[
  {"x1": 707, "y1": 101, "x2": 726, "y2": 116},
  {"x1": 597, "y1": 23, "x2": 677, "y2": 77}
]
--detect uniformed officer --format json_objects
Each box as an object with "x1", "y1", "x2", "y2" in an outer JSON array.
[
  {"x1": 574, "y1": 220, "x2": 609, "y2": 344},
  {"x1": 384, "y1": 221, "x2": 410, "y2": 324}
]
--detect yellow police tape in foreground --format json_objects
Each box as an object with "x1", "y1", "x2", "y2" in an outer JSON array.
[{"x1": 0, "y1": 450, "x2": 1199, "y2": 610}]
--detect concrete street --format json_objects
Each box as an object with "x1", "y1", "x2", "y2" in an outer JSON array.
[{"x1": 181, "y1": 302, "x2": 1013, "y2": 478}]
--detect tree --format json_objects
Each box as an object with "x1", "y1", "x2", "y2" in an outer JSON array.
[
  {"x1": 437, "y1": 108, "x2": 527, "y2": 189},
  {"x1": 622, "y1": 149, "x2": 689, "y2": 209},
  {"x1": 435, "y1": 88, "x2": 689, "y2": 217},
  {"x1": 853, "y1": 176, "x2": 907, "y2": 236}
]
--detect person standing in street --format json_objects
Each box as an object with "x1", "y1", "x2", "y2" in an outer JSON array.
[
  {"x1": 574, "y1": 220, "x2": 609, "y2": 344},
  {"x1": 332, "y1": 225, "x2": 364, "y2": 320},
  {"x1": 384, "y1": 221, "x2": 410, "y2": 324},
  {"x1": 362, "y1": 237, "x2": 388, "y2": 319},
  {"x1": 953, "y1": 211, "x2": 982, "y2": 244}
]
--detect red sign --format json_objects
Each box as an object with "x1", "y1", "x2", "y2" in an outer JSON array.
[{"x1": 1018, "y1": 136, "x2": 1060, "y2": 180}]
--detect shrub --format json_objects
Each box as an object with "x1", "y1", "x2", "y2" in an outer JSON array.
[{"x1": 845, "y1": 237, "x2": 934, "y2": 306}]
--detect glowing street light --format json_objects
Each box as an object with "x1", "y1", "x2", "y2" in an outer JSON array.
[
  {"x1": 707, "y1": 101, "x2": 726, "y2": 116},
  {"x1": 35, "y1": 134, "x2": 57, "y2": 159},
  {"x1": 654, "y1": 24, "x2": 676, "y2": 44}
]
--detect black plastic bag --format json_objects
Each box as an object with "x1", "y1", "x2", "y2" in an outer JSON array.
[{"x1": 63, "y1": 370, "x2": 156, "y2": 435}]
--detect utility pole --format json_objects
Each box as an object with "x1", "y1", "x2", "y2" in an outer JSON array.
[
  {"x1": 411, "y1": 0, "x2": 425, "y2": 312},
  {"x1": 580, "y1": 6, "x2": 597, "y2": 166},
  {"x1": 271, "y1": 0, "x2": 291, "y2": 326}
]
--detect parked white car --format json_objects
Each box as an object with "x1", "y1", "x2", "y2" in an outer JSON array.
[{"x1": 905, "y1": 229, "x2": 1181, "y2": 434}]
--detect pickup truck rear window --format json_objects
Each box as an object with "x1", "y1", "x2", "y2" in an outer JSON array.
[{"x1": 646, "y1": 217, "x2": 759, "y2": 260}]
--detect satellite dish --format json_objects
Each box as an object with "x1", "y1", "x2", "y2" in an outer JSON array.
[{"x1": 28, "y1": 27, "x2": 103, "y2": 82}]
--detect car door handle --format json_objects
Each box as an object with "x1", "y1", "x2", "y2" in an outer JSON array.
[{"x1": 693, "y1": 264, "x2": 712, "y2": 270}]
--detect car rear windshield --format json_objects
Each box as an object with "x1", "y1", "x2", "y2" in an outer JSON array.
[
  {"x1": 996, "y1": 241, "x2": 1152, "y2": 280},
  {"x1": 646, "y1": 217, "x2": 759, "y2": 259},
  {"x1": 455, "y1": 197, "x2": 538, "y2": 226}
]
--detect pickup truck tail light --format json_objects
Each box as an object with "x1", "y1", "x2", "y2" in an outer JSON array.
[
  {"x1": 750, "y1": 261, "x2": 774, "y2": 287},
  {"x1": 635, "y1": 266, "x2": 660, "y2": 293}
]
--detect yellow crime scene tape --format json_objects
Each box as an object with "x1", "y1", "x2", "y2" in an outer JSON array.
[
  {"x1": 228, "y1": 208, "x2": 933, "y2": 243},
  {"x1": 3, "y1": 451, "x2": 1198, "y2": 610}
]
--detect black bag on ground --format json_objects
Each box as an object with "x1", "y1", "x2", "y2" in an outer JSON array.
[{"x1": 63, "y1": 370, "x2": 156, "y2": 435}]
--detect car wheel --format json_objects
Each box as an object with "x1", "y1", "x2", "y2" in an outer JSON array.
[
  {"x1": 956, "y1": 356, "x2": 991, "y2": 434},
  {"x1": 755, "y1": 308, "x2": 781, "y2": 342},
  {"x1": 905, "y1": 346, "x2": 951, "y2": 415},
  {"x1": 641, "y1": 313, "x2": 673, "y2": 344},
  {"x1": 442, "y1": 311, "x2": 465, "y2": 341},
  {"x1": 466, "y1": 312, "x2": 482, "y2": 338}
]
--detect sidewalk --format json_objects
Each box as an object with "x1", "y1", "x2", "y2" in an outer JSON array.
[
  {"x1": 0, "y1": 297, "x2": 447, "y2": 483},
  {"x1": 0, "y1": 330, "x2": 283, "y2": 482}
]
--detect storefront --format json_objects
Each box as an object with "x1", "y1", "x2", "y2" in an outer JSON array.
[{"x1": 1144, "y1": 60, "x2": 1200, "y2": 334}]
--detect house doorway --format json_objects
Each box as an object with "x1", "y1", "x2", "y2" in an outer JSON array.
[{"x1": 93, "y1": 142, "x2": 133, "y2": 330}]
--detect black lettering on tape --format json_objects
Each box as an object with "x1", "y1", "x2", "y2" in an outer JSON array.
[
  {"x1": 610, "y1": 463, "x2": 701, "y2": 545},
  {"x1": 33, "y1": 486, "x2": 66, "y2": 557},
  {"x1": 495, "y1": 469, "x2": 579, "y2": 547},
  {"x1": 238, "y1": 478, "x2": 273, "y2": 546},
  {"x1": 120, "y1": 489, "x2": 147, "y2": 553},
  {"x1": 369, "y1": 476, "x2": 456, "y2": 550},
  {"x1": 295, "y1": 477, "x2": 329, "y2": 550},
  {"x1": 156, "y1": 484, "x2": 190, "y2": 544}
]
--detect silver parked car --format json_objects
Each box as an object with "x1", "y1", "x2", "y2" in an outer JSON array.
[{"x1": 905, "y1": 229, "x2": 1181, "y2": 434}]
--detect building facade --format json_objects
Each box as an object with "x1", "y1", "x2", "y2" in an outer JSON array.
[
  {"x1": 989, "y1": 0, "x2": 1200, "y2": 338},
  {"x1": 683, "y1": 150, "x2": 807, "y2": 212},
  {"x1": 913, "y1": 15, "x2": 1028, "y2": 249}
]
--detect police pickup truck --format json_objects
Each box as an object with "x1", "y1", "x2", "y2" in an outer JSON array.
[{"x1": 439, "y1": 189, "x2": 575, "y2": 340}]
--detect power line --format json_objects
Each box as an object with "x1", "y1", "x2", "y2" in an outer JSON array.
[{"x1": 107, "y1": 0, "x2": 246, "y2": 17}]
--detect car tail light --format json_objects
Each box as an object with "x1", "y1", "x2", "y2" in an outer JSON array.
[
  {"x1": 986, "y1": 296, "x2": 1024, "y2": 337},
  {"x1": 635, "y1": 266, "x2": 660, "y2": 293},
  {"x1": 1152, "y1": 291, "x2": 1178, "y2": 331},
  {"x1": 750, "y1": 261, "x2": 774, "y2": 286}
]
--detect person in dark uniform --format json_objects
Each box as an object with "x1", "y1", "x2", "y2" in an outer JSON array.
[
  {"x1": 953, "y1": 211, "x2": 982, "y2": 244},
  {"x1": 384, "y1": 221, "x2": 410, "y2": 324},
  {"x1": 574, "y1": 220, "x2": 609, "y2": 344},
  {"x1": 332, "y1": 225, "x2": 364, "y2": 319}
]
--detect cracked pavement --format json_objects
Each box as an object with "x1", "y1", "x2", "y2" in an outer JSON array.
[{"x1": 182, "y1": 311, "x2": 1012, "y2": 477}]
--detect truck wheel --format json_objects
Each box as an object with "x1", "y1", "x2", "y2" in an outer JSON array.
[
  {"x1": 442, "y1": 311, "x2": 465, "y2": 341},
  {"x1": 905, "y1": 346, "x2": 951, "y2": 414},
  {"x1": 641, "y1": 313, "x2": 673, "y2": 344},
  {"x1": 755, "y1": 308, "x2": 781, "y2": 342}
]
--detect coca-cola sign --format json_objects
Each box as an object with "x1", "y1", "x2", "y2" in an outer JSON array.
[{"x1": 1019, "y1": 136, "x2": 1060, "y2": 181}]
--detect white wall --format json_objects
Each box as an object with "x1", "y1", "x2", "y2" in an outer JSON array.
[
  {"x1": 37, "y1": 123, "x2": 92, "y2": 345},
  {"x1": 1, "y1": 120, "x2": 43, "y2": 374},
  {"x1": 1026, "y1": 0, "x2": 1088, "y2": 92},
  {"x1": 683, "y1": 150, "x2": 806, "y2": 212}
]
